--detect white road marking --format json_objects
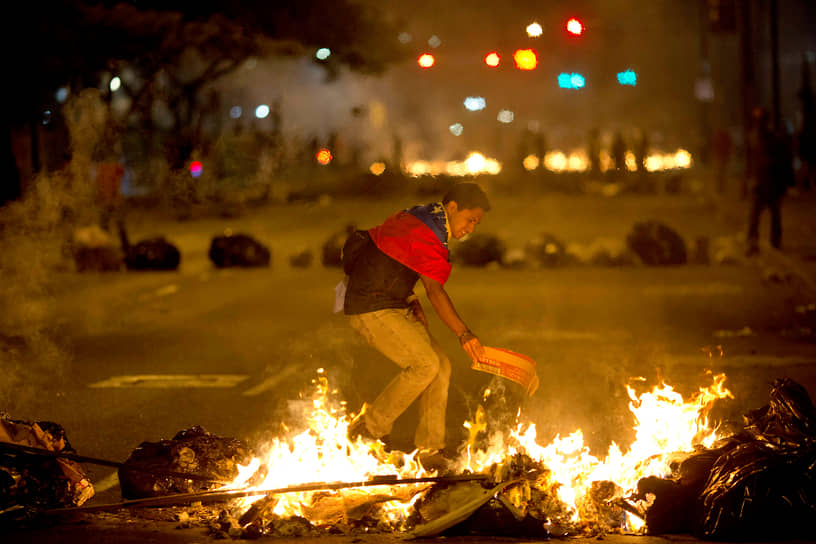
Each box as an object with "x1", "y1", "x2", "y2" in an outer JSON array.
[
  {"x1": 242, "y1": 365, "x2": 300, "y2": 396},
  {"x1": 89, "y1": 374, "x2": 249, "y2": 388},
  {"x1": 93, "y1": 471, "x2": 120, "y2": 493}
]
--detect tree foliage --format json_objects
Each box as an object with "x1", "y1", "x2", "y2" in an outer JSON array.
[{"x1": 5, "y1": 0, "x2": 408, "y2": 191}]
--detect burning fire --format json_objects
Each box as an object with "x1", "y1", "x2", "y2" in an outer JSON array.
[{"x1": 223, "y1": 370, "x2": 733, "y2": 534}]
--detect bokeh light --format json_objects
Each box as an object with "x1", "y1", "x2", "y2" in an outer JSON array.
[
  {"x1": 463, "y1": 96, "x2": 486, "y2": 111},
  {"x1": 397, "y1": 32, "x2": 412, "y2": 44},
  {"x1": 449, "y1": 123, "x2": 464, "y2": 136},
  {"x1": 109, "y1": 76, "x2": 121, "y2": 92},
  {"x1": 428, "y1": 35, "x2": 441, "y2": 48},
  {"x1": 55, "y1": 87, "x2": 69, "y2": 103},
  {"x1": 417, "y1": 53, "x2": 435, "y2": 68},
  {"x1": 497, "y1": 110, "x2": 514, "y2": 123},
  {"x1": 566, "y1": 18, "x2": 584, "y2": 35},
  {"x1": 523, "y1": 154, "x2": 540, "y2": 171},
  {"x1": 316, "y1": 148, "x2": 333, "y2": 165},
  {"x1": 369, "y1": 162, "x2": 386, "y2": 175},
  {"x1": 558, "y1": 73, "x2": 586, "y2": 89},
  {"x1": 189, "y1": 161, "x2": 203, "y2": 178},
  {"x1": 484, "y1": 52, "x2": 501, "y2": 67},
  {"x1": 229, "y1": 106, "x2": 242, "y2": 119},
  {"x1": 617, "y1": 69, "x2": 638, "y2": 86},
  {"x1": 255, "y1": 104, "x2": 270, "y2": 119},
  {"x1": 526, "y1": 22, "x2": 543, "y2": 37},
  {"x1": 315, "y1": 48, "x2": 331, "y2": 60},
  {"x1": 513, "y1": 49, "x2": 538, "y2": 70}
]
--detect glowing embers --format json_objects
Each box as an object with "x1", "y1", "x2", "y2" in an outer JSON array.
[{"x1": 513, "y1": 49, "x2": 538, "y2": 70}]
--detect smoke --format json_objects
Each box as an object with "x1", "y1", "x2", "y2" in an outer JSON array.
[{"x1": 0, "y1": 89, "x2": 113, "y2": 411}]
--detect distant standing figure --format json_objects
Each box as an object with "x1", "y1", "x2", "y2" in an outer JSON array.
[
  {"x1": 746, "y1": 108, "x2": 795, "y2": 255},
  {"x1": 611, "y1": 130, "x2": 627, "y2": 173}
]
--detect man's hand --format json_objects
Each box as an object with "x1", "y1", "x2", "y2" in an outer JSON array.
[
  {"x1": 459, "y1": 331, "x2": 485, "y2": 363},
  {"x1": 408, "y1": 298, "x2": 428, "y2": 328}
]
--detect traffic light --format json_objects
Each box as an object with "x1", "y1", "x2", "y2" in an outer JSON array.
[
  {"x1": 417, "y1": 53, "x2": 435, "y2": 68},
  {"x1": 513, "y1": 49, "x2": 537, "y2": 70},
  {"x1": 484, "y1": 51, "x2": 501, "y2": 68},
  {"x1": 566, "y1": 18, "x2": 584, "y2": 36},
  {"x1": 558, "y1": 73, "x2": 585, "y2": 89},
  {"x1": 617, "y1": 69, "x2": 637, "y2": 86}
]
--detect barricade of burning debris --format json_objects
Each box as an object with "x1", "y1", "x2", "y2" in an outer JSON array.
[
  {"x1": 3, "y1": 376, "x2": 815, "y2": 541},
  {"x1": 628, "y1": 377, "x2": 816, "y2": 541}
]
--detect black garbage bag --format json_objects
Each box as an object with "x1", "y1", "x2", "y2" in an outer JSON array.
[
  {"x1": 118, "y1": 426, "x2": 253, "y2": 499},
  {"x1": 626, "y1": 220, "x2": 687, "y2": 265},
  {"x1": 692, "y1": 378, "x2": 816, "y2": 541},
  {"x1": 452, "y1": 233, "x2": 506, "y2": 267},
  {"x1": 209, "y1": 232, "x2": 270, "y2": 268}
]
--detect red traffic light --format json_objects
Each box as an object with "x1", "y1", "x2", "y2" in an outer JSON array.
[
  {"x1": 566, "y1": 18, "x2": 584, "y2": 35},
  {"x1": 484, "y1": 51, "x2": 501, "y2": 67}
]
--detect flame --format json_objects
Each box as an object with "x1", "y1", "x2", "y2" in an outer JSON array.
[
  {"x1": 225, "y1": 370, "x2": 732, "y2": 534},
  {"x1": 456, "y1": 373, "x2": 733, "y2": 528},
  {"x1": 226, "y1": 369, "x2": 429, "y2": 527}
]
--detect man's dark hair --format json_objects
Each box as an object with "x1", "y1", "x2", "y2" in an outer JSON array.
[{"x1": 442, "y1": 183, "x2": 491, "y2": 211}]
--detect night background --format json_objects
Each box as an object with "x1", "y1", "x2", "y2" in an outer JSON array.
[{"x1": 2, "y1": 1, "x2": 816, "y2": 542}]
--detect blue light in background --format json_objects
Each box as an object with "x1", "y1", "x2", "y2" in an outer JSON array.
[
  {"x1": 558, "y1": 73, "x2": 585, "y2": 90},
  {"x1": 617, "y1": 69, "x2": 637, "y2": 86}
]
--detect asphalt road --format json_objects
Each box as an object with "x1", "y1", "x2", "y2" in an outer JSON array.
[{"x1": 3, "y1": 193, "x2": 816, "y2": 543}]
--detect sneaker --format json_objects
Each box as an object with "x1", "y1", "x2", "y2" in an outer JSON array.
[{"x1": 417, "y1": 449, "x2": 451, "y2": 473}]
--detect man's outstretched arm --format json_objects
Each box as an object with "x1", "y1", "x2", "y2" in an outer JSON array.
[{"x1": 420, "y1": 275, "x2": 485, "y2": 362}]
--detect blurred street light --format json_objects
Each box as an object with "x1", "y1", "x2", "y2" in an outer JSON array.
[
  {"x1": 315, "y1": 48, "x2": 331, "y2": 60},
  {"x1": 526, "y1": 22, "x2": 543, "y2": 37},
  {"x1": 255, "y1": 104, "x2": 270, "y2": 118},
  {"x1": 464, "y1": 96, "x2": 486, "y2": 111},
  {"x1": 417, "y1": 53, "x2": 435, "y2": 68}
]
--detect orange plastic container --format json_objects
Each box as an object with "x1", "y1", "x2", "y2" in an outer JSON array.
[{"x1": 472, "y1": 346, "x2": 539, "y2": 395}]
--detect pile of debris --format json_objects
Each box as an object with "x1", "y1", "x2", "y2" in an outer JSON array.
[
  {"x1": 0, "y1": 415, "x2": 94, "y2": 519},
  {"x1": 633, "y1": 377, "x2": 816, "y2": 541}
]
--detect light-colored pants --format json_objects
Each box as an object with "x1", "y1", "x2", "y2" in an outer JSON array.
[{"x1": 348, "y1": 308, "x2": 451, "y2": 451}]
